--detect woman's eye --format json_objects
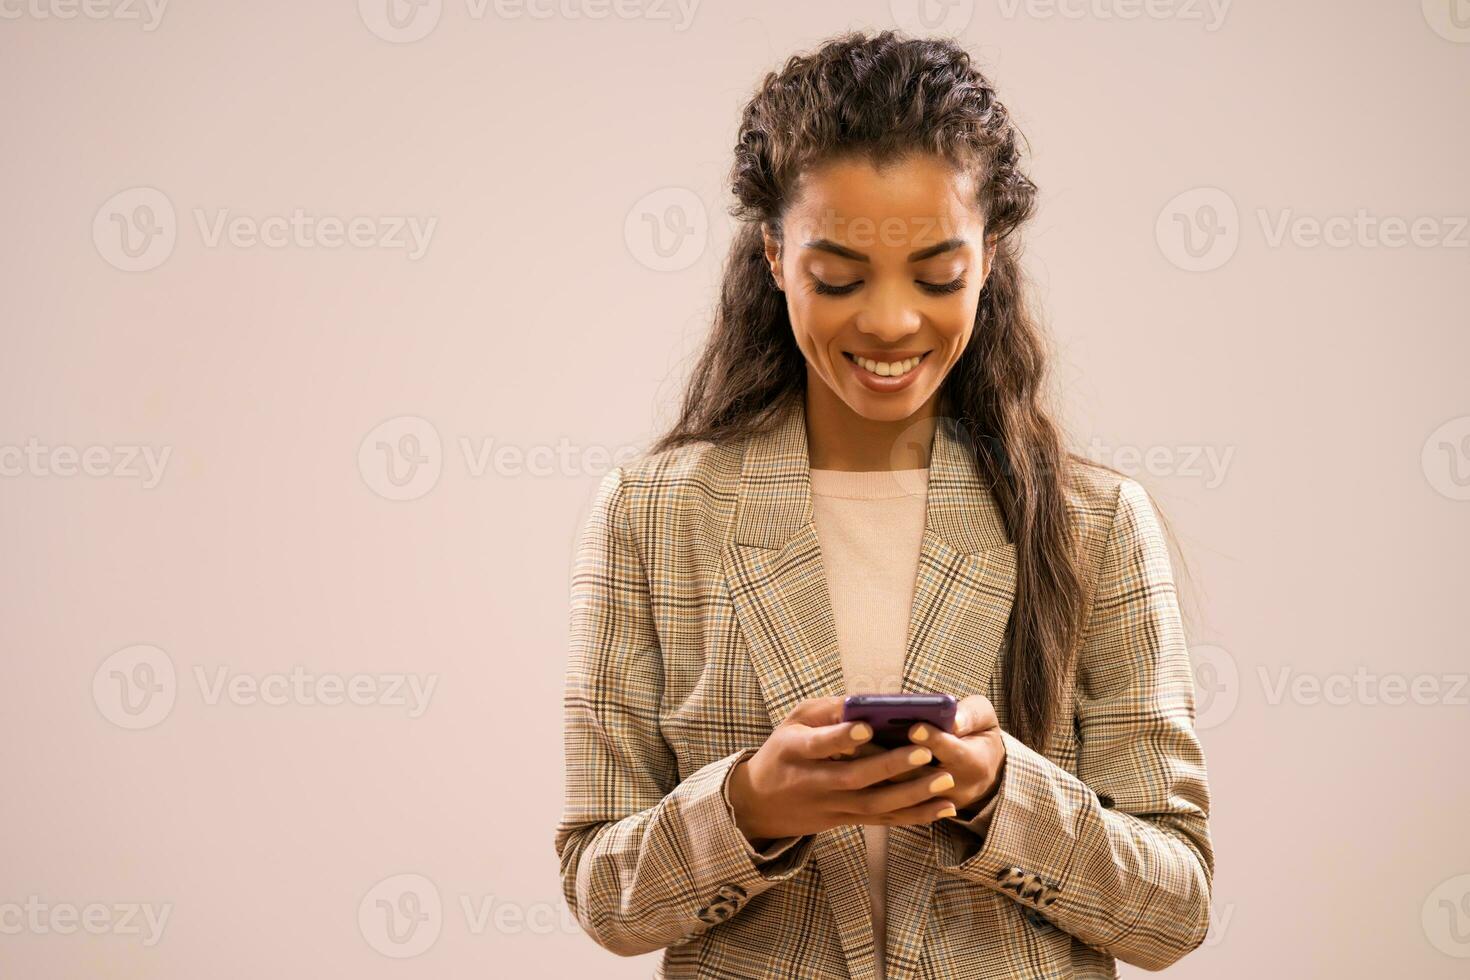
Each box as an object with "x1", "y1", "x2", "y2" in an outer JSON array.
[
  {"x1": 917, "y1": 277, "x2": 967, "y2": 296},
  {"x1": 810, "y1": 276, "x2": 968, "y2": 297},
  {"x1": 811, "y1": 277, "x2": 861, "y2": 296}
]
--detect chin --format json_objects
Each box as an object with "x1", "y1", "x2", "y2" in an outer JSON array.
[{"x1": 846, "y1": 392, "x2": 929, "y2": 421}]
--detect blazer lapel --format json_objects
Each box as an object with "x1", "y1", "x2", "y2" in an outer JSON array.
[{"x1": 724, "y1": 397, "x2": 1016, "y2": 980}]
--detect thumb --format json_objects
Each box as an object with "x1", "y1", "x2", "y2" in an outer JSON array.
[
  {"x1": 784, "y1": 695, "x2": 845, "y2": 728},
  {"x1": 954, "y1": 694, "x2": 997, "y2": 737}
]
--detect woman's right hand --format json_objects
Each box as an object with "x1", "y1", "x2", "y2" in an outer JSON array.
[{"x1": 727, "y1": 695, "x2": 959, "y2": 844}]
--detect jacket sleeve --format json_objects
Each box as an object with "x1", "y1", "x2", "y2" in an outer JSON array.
[
  {"x1": 938, "y1": 789, "x2": 999, "y2": 838},
  {"x1": 931, "y1": 478, "x2": 1215, "y2": 972},
  {"x1": 554, "y1": 467, "x2": 816, "y2": 957}
]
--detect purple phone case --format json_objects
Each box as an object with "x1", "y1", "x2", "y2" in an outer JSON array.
[{"x1": 841, "y1": 693, "x2": 957, "y2": 748}]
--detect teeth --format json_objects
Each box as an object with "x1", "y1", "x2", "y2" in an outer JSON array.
[{"x1": 853, "y1": 354, "x2": 923, "y2": 377}]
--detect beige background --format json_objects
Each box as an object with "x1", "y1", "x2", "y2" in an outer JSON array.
[{"x1": 2, "y1": 0, "x2": 1467, "y2": 976}]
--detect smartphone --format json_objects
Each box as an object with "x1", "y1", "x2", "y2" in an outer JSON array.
[{"x1": 841, "y1": 693, "x2": 957, "y2": 749}]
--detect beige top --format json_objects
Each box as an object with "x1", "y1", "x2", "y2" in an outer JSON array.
[{"x1": 808, "y1": 465, "x2": 931, "y2": 980}]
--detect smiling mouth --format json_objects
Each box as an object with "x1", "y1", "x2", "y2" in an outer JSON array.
[{"x1": 842, "y1": 350, "x2": 932, "y2": 378}]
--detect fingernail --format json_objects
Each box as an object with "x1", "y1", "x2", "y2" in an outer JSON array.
[
  {"x1": 850, "y1": 722, "x2": 872, "y2": 741},
  {"x1": 936, "y1": 804, "x2": 957, "y2": 818},
  {"x1": 928, "y1": 772, "x2": 955, "y2": 793},
  {"x1": 907, "y1": 747, "x2": 932, "y2": 766},
  {"x1": 910, "y1": 725, "x2": 929, "y2": 742}
]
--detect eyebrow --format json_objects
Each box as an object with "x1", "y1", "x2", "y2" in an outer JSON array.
[{"x1": 802, "y1": 237, "x2": 968, "y2": 263}]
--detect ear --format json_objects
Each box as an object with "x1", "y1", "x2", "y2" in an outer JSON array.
[
  {"x1": 979, "y1": 233, "x2": 999, "y2": 287},
  {"x1": 761, "y1": 223, "x2": 784, "y2": 292}
]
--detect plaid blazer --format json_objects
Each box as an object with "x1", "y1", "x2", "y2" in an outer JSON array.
[{"x1": 556, "y1": 397, "x2": 1214, "y2": 979}]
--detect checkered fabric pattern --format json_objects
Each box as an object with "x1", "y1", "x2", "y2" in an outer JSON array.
[{"x1": 555, "y1": 397, "x2": 1214, "y2": 979}]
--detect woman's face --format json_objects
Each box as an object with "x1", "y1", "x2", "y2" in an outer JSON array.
[{"x1": 764, "y1": 152, "x2": 996, "y2": 424}]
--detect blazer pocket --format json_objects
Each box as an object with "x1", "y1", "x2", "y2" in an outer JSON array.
[{"x1": 930, "y1": 878, "x2": 1072, "y2": 979}]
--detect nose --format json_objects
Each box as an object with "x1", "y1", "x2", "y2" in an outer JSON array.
[{"x1": 853, "y1": 279, "x2": 922, "y2": 341}]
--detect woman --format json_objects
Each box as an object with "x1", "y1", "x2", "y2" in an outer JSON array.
[{"x1": 555, "y1": 29, "x2": 1213, "y2": 980}]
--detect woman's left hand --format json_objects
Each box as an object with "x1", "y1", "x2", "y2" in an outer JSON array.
[{"x1": 906, "y1": 694, "x2": 1007, "y2": 814}]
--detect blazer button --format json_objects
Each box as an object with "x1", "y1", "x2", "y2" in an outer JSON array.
[
  {"x1": 1024, "y1": 909, "x2": 1054, "y2": 931},
  {"x1": 1021, "y1": 874, "x2": 1050, "y2": 904},
  {"x1": 718, "y1": 882, "x2": 748, "y2": 902},
  {"x1": 996, "y1": 867, "x2": 1029, "y2": 896},
  {"x1": 696, "y1": 882, "x2": 747, "y2": 924},
  {"x1": 1098, "y1": 793, "x2": 1115, "y2": 809}
]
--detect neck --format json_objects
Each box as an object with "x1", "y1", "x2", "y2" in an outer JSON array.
[{"x1": 803, "y1": 376, "x2": 943, "y2": 471}]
